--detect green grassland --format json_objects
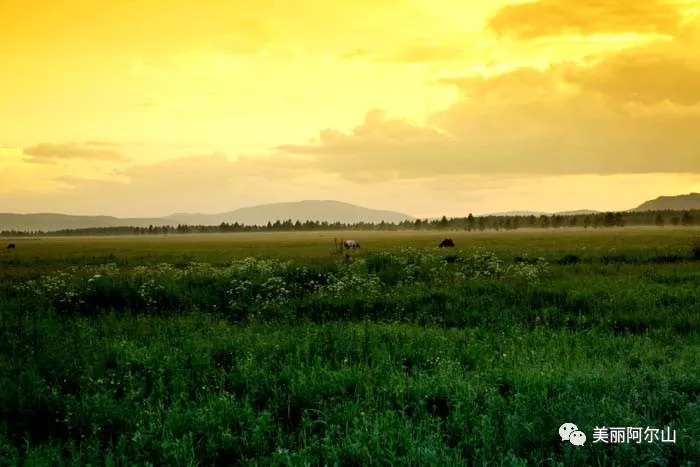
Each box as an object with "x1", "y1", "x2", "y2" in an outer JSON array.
[{"x1": 1, "y1": 229, "x2": 699, "y2": 465}]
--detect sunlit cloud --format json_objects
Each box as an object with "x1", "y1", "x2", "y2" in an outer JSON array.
[
  {"x1": 277, "y1": 27, "x2": 700, "y2": 180},
  {"x1": 489, "y1": 0, "x2": 681, "y2": 39},
  {"x1": 22, "y1": 143, "x2": 129, "y2": 164}
]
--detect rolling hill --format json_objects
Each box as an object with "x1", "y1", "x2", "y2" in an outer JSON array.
[
  {"x1": 0, "y1": 213, "x2": 171, "y2": 232},
  {"x1": 632, "y1": 193, "x2": 700, "y2": 211},
  {"x1": 164, "y1": 200, "x2": 414, "y2": 226},
  {"x1": 0, "y1": 201, "x2": 415, "y2": 232}
]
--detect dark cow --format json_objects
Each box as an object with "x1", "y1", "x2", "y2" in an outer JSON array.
[
  {"x1": 344, "y1": 239, "x2": 361, "y2": 249},
  {"x1": 439, "y1": 238, "x2": 455, "y2": 248},
  {"x1": 6, "y1": 243, "x2": 16, "y2": 249}
]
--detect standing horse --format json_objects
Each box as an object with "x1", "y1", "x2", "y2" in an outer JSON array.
[{"x1": 344, "y1": 239, "x2": 361, "y2": 249}]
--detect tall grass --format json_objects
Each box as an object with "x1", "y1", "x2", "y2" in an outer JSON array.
[
  {"x1": 1, "y1": 317, "x2": 697, "y2": 465},
  {"x1": 1, "y1": 233, "x2": 699, "y2": 464}
]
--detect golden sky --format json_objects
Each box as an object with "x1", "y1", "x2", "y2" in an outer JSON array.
[{"x1": 1, "y1": 0, "x2": 700, "y2": 217}]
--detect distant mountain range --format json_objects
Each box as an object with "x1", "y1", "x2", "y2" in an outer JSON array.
[
  {"x1": 632, "y1": 193, "x2": 700, "y2": 211},
  {"x1": 1, "y1": 194, "x2": 698, "y2": 232},
  {"x1": 0, "y1": 200, "x2": 414, "y2": 231}
]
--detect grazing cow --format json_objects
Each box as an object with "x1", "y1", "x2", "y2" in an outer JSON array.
[
  {"x1": 344, "y1": 239, "x2": 361, "y2": 249},
  {"x1": 6, "y1": 243, "x2": 15, "y2": 249},
  {"x1": 439, "y1": 238, "x2": 455, "y2": 248}
]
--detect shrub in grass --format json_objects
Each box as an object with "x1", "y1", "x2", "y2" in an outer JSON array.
[
  {"x1": 647, "y1": 254, "x2": 684, "y2": 264},
  {"x1": 600, "y1": 254, "x2": 634, "y2": 264},
  {"x1": 514, "y1": 255, "x2": 538, "y2": 264},
  {"x1": 443, "y1": 254, "x2": 461, "y2": 264},
  {"x1": 692, "y1": 238, "x2": 700, "y2": 260},
  {"x1": 556, "y1": 254, "x2": 580, "y2": 265}
]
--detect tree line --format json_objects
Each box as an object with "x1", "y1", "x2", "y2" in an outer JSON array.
[{"x1": 1, "y1": 210, "x2": 698, "y2": 237}]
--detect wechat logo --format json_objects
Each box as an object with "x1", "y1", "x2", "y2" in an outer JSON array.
[{"x1": 559, "y1": 423, "x2": 586, "y2": 446}]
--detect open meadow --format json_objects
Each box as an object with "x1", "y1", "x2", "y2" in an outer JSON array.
[{"x1": 1, "y1": 229, "x2": 699, "y2": 465}]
